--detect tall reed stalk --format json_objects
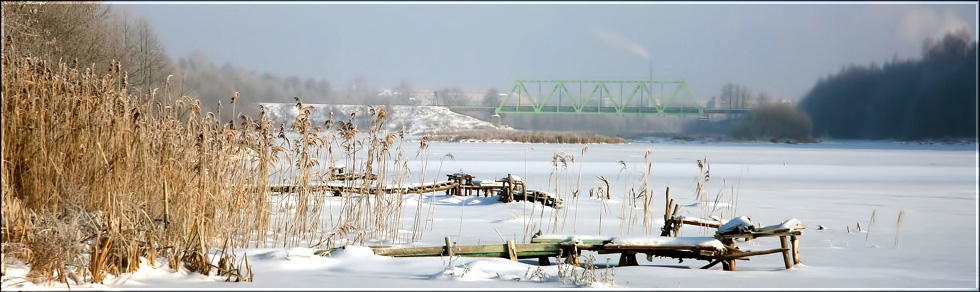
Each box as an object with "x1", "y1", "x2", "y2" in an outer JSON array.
[{"x1": 2, "y1": 56, "x2": 271, "y2": 284}]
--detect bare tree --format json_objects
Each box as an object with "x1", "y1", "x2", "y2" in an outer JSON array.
[
  {"x1": 719, "y1": 83, "x2": 752, "y2": 109},
  {"x1": 482, "y1": 88, "x2": 501, "y2": 107},
  {"x1": 438, "y1": 87, "x2": 466, "y2": 106},
  {"x1": 393, "y1": 80, "x2": 414, "y2": 105},
  {"x1": 2, "y1": 3, "x2": 174, "y2": 91},
  {"x1": 124, "y1": 18, "x2": 173, "y2": 91},
  {"x1": 2, "y1": 3, "x2": 118, "y2": 67}
]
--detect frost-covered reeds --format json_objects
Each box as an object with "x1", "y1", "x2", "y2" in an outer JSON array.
[
  {"x1": 2, "y1": 56, "x2": 271, "y2": 284},
  {"x1": 0, "y1": 54, "x2": 427, "y2": 285}
]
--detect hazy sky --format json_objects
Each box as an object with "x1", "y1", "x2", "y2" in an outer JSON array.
[{"x1": 118, "y1": 2, "x2": 977, "y2": 101}]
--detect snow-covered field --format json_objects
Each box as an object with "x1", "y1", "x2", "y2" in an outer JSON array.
[
  {"x1": 260, "y1": 103, "x2": 503, "y2": 136},
  {"x1": 3, "y1": 140, "x2": 977, "y2": 290}
]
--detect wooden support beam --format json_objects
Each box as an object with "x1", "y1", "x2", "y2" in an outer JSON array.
[
  {"x1": 791, "y1": 235, "x2": 800, "y2": 265},
  {"x1": 779, "y1": 236, "x2": 792, "y2": 269},
  {"x1": 670, "y1": 204, "x2": 681, "y2": 236},
  {"x1": 506, "y1": 240, "x2": 518, "y2": 261},
  {"x1": 701, "y1": 259, "x2": 722, "y2": 269},
  {"x1": 718, "y1": 248, "x2": 788, "y2": 260},
  {"x1": 715, "y1": 230, "x2": 803, "y2": 240},
  {"x1": 538, "y1": 256, "x2": 551, "y2": 266},
  {"x1": 445, "y1": 237, "x2": 454, "y2": 257},
  {"x1": 563, "y1": 246, "x2": 580, "y2": 266},
  {"x1": 603, "y1": 244, "x2": 719, "y2": 251},
  {"x1": 617, "y1": 251, "x2": 639, "y2": 266}
]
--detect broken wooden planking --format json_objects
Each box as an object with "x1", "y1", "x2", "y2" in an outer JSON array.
[{"x1": 320, "y1": 243, "x2": 564, "y2": 259}]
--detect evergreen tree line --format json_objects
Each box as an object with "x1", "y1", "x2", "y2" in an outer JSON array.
[{"x1": 798, "y1": 29, "x2": 978, "y2": 140}]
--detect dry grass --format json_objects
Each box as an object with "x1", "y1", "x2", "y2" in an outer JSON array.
[
  {"x1": 0, "y1": 53, "x2": 425, "y2": 285},
  {"x1": 0, "y1": 55, "x2": 274, "y2": 284}
]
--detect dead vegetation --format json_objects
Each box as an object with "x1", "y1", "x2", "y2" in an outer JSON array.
[
  {"x1": 0, "y1": 54, "x2": 274, "y2": 284},
  {"x1": 0, "y1": 48, "x2": 432, "y2": 285}
]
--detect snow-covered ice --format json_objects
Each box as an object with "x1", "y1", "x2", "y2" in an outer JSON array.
[{"x1": 3, "y1": 140, "x2": 977, "y2": 289}]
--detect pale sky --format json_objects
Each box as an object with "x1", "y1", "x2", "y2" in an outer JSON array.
[{"x1": 118, "y1": 1, "x2": 977, "y2": 101}]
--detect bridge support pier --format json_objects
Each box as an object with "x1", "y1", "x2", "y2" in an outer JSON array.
[{"x1": 491, "y1": 114, "x2": 502, "y2": 128}]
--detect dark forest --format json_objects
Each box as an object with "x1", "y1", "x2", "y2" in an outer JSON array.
[{"x1": 798, "y1": 29, "x2": 977, "y2": 141}]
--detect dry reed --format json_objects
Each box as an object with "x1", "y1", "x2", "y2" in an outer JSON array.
[{"x1": 1, "y1": 56, "x2": 269, "y2": 284}]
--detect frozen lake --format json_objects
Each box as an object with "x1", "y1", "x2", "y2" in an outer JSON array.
[
  {"x1": 7, "y1": 140, "x2": 976, "y2": 289},
  {"x1": 284, "y1": 139, "x2": 977, "y2": 288}
]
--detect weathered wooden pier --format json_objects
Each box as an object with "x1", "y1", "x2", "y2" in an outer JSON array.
[
  {"x1": 268, "y1": 180, "x2": 459, "y2": 195},
  {"x1": 314, "y1": 190, "x2": 804, "y2": 271},
  {"x1": 269, "y1": 168, "x2": 561, "y2": 208}
]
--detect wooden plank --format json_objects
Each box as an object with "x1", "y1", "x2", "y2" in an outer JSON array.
[
  {"x1": 678, "y1": 218, "x2": 722, "y2": 229},
  {"x1": 372, "y1": 243, "x2": 563, "y2": 259},
  {"x1": 530, "y1": 236, "x2": 612, "y2": 245},
  {"x1": 373, "y1": 246, "x2": 445, "y2": 257},
  {"x1": 717, "y1": 248, "x2": 788, "y2": 260},
  {"x1": 639, "y1": 250, "x2": 707, "y2": 261},
  {"x1": 714, "y1": 230, "x2": 803, "y2": 240},
  {"x1": 602, "y1": 244, "x2": 720, "y2": 251},
  {"x1": 558, "y1": 242, "x2": 605, "y2": 251}
]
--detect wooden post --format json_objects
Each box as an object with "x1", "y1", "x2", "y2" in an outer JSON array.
[
  {"x1": 563, "y1": 246, "x2": 580, "y2": 266},
  {"x1": 670, "y1": 204, "x2": 681, "y2": 236},
  {"x1": 506, "y1": 174, "x2": 514, "y2": 202},
  {"x1": 506, "y1": 240, "x2": 518, "y2": 261},
  {"x1": 791, "y1": 235, "x2": 801, "y2": 265},
  {"x1": 626, "y1": 252, "x2": 638, "y2": 266},
  {"x1": 538, "y1": 256, "x2": 551, "y2": 266},
  {"x1": 444, "y1": 237, "x2": 454, "y2": 257},
  {"x1": 779, "y1": 236, "x2": 792, "y2": 269}
]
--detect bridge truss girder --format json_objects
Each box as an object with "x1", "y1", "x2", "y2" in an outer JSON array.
[{"x1": 495, "y1": 80, "x2": 714, "y2": 116}]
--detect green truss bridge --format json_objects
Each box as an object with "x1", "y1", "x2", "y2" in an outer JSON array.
[{"x1": 446, "y1": 80, "x2": 749, "y2": 119}]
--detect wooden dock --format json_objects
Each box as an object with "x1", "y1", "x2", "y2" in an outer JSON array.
[
  {"x1": 270, "y1": 171, "x2": 561, "y2": 209},
  {"x1": 306, "y1": 175, "x2": 802, "y2": 271},
  {"x1": 314, "y1": 237, "x2": 564, "y2": 264},
  {"x1": 269, "y1": 180, "x2": 459, "y2": 195},
  {"x1": 315, "y1": 219, "x2": 803, "y2": 271}
]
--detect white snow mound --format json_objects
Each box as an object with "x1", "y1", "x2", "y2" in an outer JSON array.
[{"x1": 260, "y1": 103, "x2": 502, "y2": 136}]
